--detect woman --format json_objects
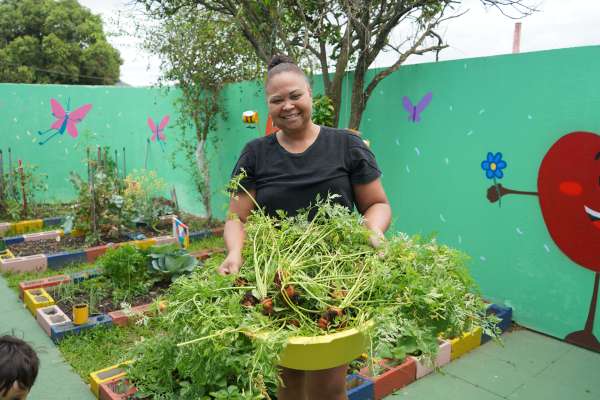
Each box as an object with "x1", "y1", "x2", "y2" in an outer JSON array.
[{"x1": 218, "y1": 55, "x2": 391, "y2": 400}]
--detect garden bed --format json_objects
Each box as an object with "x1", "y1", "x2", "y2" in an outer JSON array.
[{"x1": 50, "y1": 277, "x2": 171, "y2": 317}]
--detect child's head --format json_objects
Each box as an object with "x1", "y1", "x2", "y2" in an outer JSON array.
[{"x1": 0, "y1": 336, "x2": 39, "y2": 400}]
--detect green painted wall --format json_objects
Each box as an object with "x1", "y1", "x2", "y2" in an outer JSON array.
[
  {"x1": 354, "y1": 45, "x2": 600, "y2": 345},
  {"x1": 1, "y1": 45, "x2": 599, "y2": 346}
]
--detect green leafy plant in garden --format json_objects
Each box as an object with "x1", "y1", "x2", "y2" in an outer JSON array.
[
  {"x1": 0, "y1": 162, "x2": 48, "y2": 220},
  {"x1": 69, "y1": 148, "x2": 125, "y2": 245},
  {"x1": 148, "y1": 245, "x2": 199, "y2": 281},
  {"x1": 311, "y1": 94, "x2": 335, "y2": 127},
  {"x1": 96, "y1": 245, "x2": 152, "y2": 303},
  {"x1": 122, "y1": 169, "x2": 171, "y2": 230}
]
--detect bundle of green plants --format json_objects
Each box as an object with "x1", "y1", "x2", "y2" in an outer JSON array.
[{"x1": 126, "y1": 193, "x2": 497, "y2": 399}]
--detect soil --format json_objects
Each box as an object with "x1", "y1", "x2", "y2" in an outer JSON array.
[
  {"x1": 7, "y1": 224, "x2": 171, "y2": 257},
  {"x1": 9, "y1": 236, "x2": 87, "y2": 257},
  {"x1": 52, "y1": 279, "x2": 172, "y2": 317}
]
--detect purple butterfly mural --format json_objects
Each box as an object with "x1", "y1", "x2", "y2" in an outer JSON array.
[{"x1": 402, "y1": 92, "x2": 433, "y2": 123}]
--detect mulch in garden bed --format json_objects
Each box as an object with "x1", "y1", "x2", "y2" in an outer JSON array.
[{"x1": 50, "y1": 278, "x2": 172, "y2": 318}]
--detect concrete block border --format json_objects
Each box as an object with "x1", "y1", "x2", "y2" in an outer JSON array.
[{"x1": 1, "y1": 226, "x2": 224, "y2": 274}]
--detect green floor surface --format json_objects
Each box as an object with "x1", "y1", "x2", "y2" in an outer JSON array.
[
  {"x1": 0, "y1": 275, "x2": 95, "y2": 400},
  {"x1": 391, "y1": 329, "x2": 600, "y2": 400}
]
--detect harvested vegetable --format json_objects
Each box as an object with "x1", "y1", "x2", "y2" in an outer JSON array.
[{"x1": 127, "y1": 179, "x2": 497, "y2": 399}]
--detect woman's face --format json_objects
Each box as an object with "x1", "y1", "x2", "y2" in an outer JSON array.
[{"x1": 266, "y1": 72, "x2": 312, "y2": 133}]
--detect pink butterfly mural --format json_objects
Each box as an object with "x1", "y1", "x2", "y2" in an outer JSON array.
[
  {"x1": 38, "y1": 98, "x2": 92, "y2": 145},
  {"x1": 147, "y1": 115, "x2": 170, "y2": 151}
]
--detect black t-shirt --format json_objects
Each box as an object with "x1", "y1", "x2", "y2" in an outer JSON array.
[{"x1": 231, "y1": 126, "x2": 381, "y2": 217}]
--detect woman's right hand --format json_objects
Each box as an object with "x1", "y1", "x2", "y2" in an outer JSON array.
[{"x1": 217, "y1": 252, "x2": 243, "y2": 275}]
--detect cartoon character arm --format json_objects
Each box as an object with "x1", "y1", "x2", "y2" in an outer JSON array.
[{"x1": 486, "y1": 184, "x2": 538, "y2": 203}]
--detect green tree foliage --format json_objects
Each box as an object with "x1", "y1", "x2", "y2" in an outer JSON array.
[
  {"x1": 137, "y1": 0, "x2": 535, "y2": 129},
  {"x1": 0, "y1": 0, "x2": 122, "y2": 84},
  {"x1": 139, "y1": 8, "x2": 264, "y2": 220}
]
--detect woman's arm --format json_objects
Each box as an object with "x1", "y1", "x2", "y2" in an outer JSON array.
[
  {"x1": 353, "y1": 179, "x2": 392, "y2": 246},
  {"x1": 217, "y1": 189, "x2": 256, "y2": 275}
]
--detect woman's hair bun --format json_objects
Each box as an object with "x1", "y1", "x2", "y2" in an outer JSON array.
[{"x1": 268, "y1": 54, "x2": 296, "y2": 71}]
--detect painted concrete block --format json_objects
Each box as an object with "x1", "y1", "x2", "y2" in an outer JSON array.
[
  {"x1": 99, "y1": 378, "x2": 138, "y2": 400},
  {"x1": 0, "y1": 222, "x2": 12, "y2": 235},
  {"x1": 153, "y1": 235, "x2": 177, "y2": 246},
  {"x1": 24, "y1": 288, "x2": 55, "y2": 316},
  {"x1": 42, "y1": 216, "x2": 64, "y2": 227},
  {"x1": 109, "y1": 303, "x2": 152, "y2": 327},
  {"x1": 189, "y1": 229, "x2": 211, "y2": 241},
  {"x1": 69, "y1": 268, "x2": 102, "y2": 284},
  {"x1": 23, "y1": 230, "x2": 62, "y2": 242},
  {"x1": 0, "y1": 249, "x2": 15, "y2": 261},
  {"x1": 482, "y1": 304, "x2": 513, "y2": 344},
  {"x1": 347, "y1": 374, "x2": 375, "y2": 400},
  {"x1": 3, "y1": 235, "x2": 24, "y2": 245},
  {"x1": 0, "y1": 254, "x2": 48, "y2": 273},
  {"x1": 189, "y1": 247, "x2": 225, "y2": 261},
  {"x1": 410, "y1": 340, "x2": 452, "y2": 379},
  {"x1": 85, "y1": 244, "x2": 109, "y2": 263},
  {"x1": 19, "y1": 274, "x2": 71, "y2": 300},
  {"x1": 47, "y1": 250, "x2": 87, "y2": 269},
  {"x1": 14, "y1": 219, "x2": 43, "y2": 234},
  {"x1": 90, "y1": 361, "x2": 132, "y2": 398},
  {"x1": 36, "y1": 305, "x2": 72, "y2": 337},
  {"x1": 450, "y1": 327, "x2": 482, "y2": 360},
  {"x1": 359, "y1": 358, "x2": 416, "y2": 400},
  {"x1": 132, "y1": 238, "x2": 156, "y2": 250},
  {"x1": 50, "y1": 314, "x2": 112, "y2": 343}
]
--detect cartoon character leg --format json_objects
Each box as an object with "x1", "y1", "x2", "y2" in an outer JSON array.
[{"x1": 565, "y1": 272, "x2": 600, "y2": 352}]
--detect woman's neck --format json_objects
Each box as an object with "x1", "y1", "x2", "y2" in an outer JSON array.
[{"x1": 277, "y1": 123, "x2": 321, "y2": 153}]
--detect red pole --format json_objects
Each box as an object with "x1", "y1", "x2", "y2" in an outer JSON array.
[
  {"x1": 18, "y1": 160, "x2": 27, "y2": 217},
  {"x1": 512, "y1": 22, "x2": 522, "y2": 54}
]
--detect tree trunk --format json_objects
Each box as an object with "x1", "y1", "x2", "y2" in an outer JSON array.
[
  {"x1": 348, "y1": 56, "x2": 368, "y2": 130},
  {"x1": 194, "y1": 138, "x2": 212, "y2": 221}
]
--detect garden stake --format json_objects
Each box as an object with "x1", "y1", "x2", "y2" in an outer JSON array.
[
  {"x1": 114, "y1": 149, "x2": 119, "y2": 177},
  {"x1": 18, "y1": 160, "x2": 27, "y2": 217},
  {"x1": 90, "y1": 151, "x2": 98, "y2": 240},
  {"x1": 8, "y1": 147, "x2": 16, "y2": 200},
  {"x1": 0, "y1": 149, "x2": 4, "y2": 206},
  {"x1": 122, "y1": 147, "x2": 126, "y2": 179},
  {"x1": 103, "y1": 147, "x2": 108, "y2": 171},
  {"x1": 97, "y1": 145, "x2": 101, "y2": 171},
  {"x1": 144, "y1": 138, "x2": 149, "y2": 169},
  {"x1": 171, "y1": 186, "x2": 179, "y2": 212}
]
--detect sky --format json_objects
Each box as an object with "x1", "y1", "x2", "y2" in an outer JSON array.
[{"x1": 79, "y1": 0, "x2": 600, "y2": 87}]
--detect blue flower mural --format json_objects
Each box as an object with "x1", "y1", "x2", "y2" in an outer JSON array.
[
  {"x1": 481, "y1": 152, "x2": 507, "y2": 179},
  {"x1": 481, "y1": 152, "x2": 508, "y2": 207}
]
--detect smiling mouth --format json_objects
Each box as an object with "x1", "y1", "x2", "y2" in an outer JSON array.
[
  {"x1": 281, "y1": 113, "x2": 300, "y2": 120},
  {"x1": 585, "y1": 205, "x2": 600, "y2": 222}
]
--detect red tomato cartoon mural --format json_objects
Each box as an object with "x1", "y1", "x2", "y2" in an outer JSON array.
[{"x1": 486, "y1": 131, "x2": 600, "y2": 352}]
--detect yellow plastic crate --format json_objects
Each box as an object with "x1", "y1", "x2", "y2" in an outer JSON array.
[
  {"x1": 13, "y1": 219, "x2": 43, "y2": 235},
  {"x1": 89, "y1": 360, "x2": 132, "y2": 398},
  {"x1": 449, "y1": 327, "x2": 482, "y2": 360},
  {"x1": 23, "y1": 288, "x2": 55, "y2": 316}
]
